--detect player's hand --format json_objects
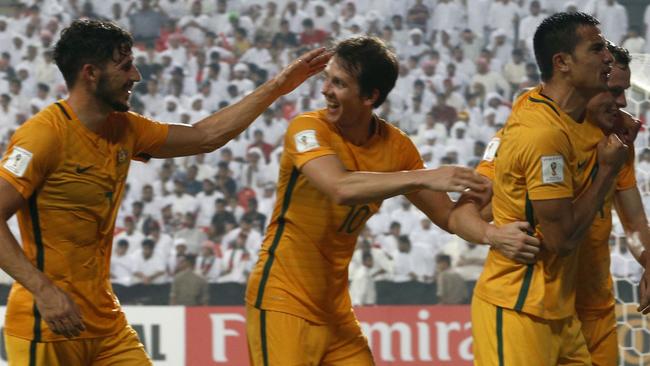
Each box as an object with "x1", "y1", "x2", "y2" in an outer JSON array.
[
  {"x1": 459, "y1": 177, "x2": 493, "y2": 208},
  {"x1": 613, "y1": 110, "x2": 641, "y2": 146},
  {"x1": 273, "y1": 47, "x2": 331, "y2": 95},
  {"x1": 638, "y1": 251, "x2": 650, "y2": 314},
  {"x1": 486, "y1": 222, "x2": 541, "y2": 264},
  {"x1": 426, "y1": 166, "x2": 489, "y2": 193},
  {"x1": 597, "y1": 133, "x2": 628, "y2": 172},
  {"x1": 34, "y1": 283, "x2": 85, "y2": 338}
]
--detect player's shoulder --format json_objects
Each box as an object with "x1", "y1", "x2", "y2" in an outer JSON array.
[
  {"x1": 375, "y1": 115, "x2": 413, "y2": 143},
  {"x1": 17, "y1": 102, "x2": 68, "y2": 136},
  {"x1": 287, "y1": 109, "x2": 333, "y2": 134},
  {"x1": 112, "y1": 110, "x2": 154, "y2": 127},
  {"x1": 290, "y1": 109, "x2": 327, "y2": 125},
  {"x1": 507, "y1": 87, "x2": 562, "y2": 128}
]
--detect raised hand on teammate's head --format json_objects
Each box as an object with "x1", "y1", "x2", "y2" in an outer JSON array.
[
  {"x1": 273, "y1": 47, "x2": 332, "y2": 96},
  {"x1": 612, "y1": 110, "x2": 641, "y2": 146},
  {"x1": 597, "y1": 133, "x2": 628, "y2": 172},
  {"x1": 425, "y1": 165, "x2": 489, "y2": 193},
  {"x1": 34, "y1": 282, "x2": 85, "y2": 339},
  {"x1": 486, "y1": 221, "x2": 541, "y2": 265}
]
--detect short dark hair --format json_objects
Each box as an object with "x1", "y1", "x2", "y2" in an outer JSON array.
[
  {"x1": 183, "y1": 254, "x2": 197, "y2": 266},
  {"x1": 398, "y1": 235, "x2": 410, "y2": 244},
  {"x1": 607, "y1": 43, "x2": 631, "y2": 68},
  {"x1": 302, "y1": 18, "x2": 314, "y2": 28},
  {"x1": 533, "y1": 12, "x2": 600, "y2": 82},
  {"x1": 333, "y1": 36, "x2": 398, "y2": 108},
  {"x1": 436, "y1": 254, "x2": 451, "y2": 266},
  {"x1": 53, "y1": 19, "x2": 133, "y2": 88},
  {"x1": 142, "y1": 238, "x2": 156, "y2": 249}
]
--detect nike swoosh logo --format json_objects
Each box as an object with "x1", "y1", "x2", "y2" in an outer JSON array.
[
  {"x1": 577, "y1": 160, "x2": 587, "y2": 170},
  {"x1": 76, "y1": 165, "x2": 93, "y2": 174}
]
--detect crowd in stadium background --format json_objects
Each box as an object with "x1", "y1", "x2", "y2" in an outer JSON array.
[{"x1": 0, "y1": 0, "x2": 648, "y2": 306}]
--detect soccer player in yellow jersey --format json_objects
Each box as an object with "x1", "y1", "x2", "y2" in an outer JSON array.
[
  {"x1": 448, "y1": 12, "x2": 631, "y2": 365},
  {"x1": 0, "y1": 19, "x2": 330, "y2": 366},
  {"x1": 453, "y1": 43, "x2": 642, "y2": 365},
  {"x1": 244, "y1": 36, "x2": 537, "y2": 365},
  {"x1": 576, "y1": 44, "x2": 650, "y2": 366}
]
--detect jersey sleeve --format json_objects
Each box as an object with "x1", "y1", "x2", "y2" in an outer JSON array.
[
  {"x1": 128, "y1": 112, "x2": 170, "y2": 162},
  {"x1": 283, "y1": 114, "x2": 337, "y2": 169},
  {"x1": 476, "y1": 160, "x2": 495, "y2": 181},
  {"x1": 476, "y1": 131, "x2": 502, "y2": 181},
  {"x1": 518, "y1": 126, "x2": 574, "y2": 201},
  {"x1": 399, "y1": 135, "x2": 425, "y2": 170},
  {"x1": 0, "y1": 121, "x2": 61, "y2": 199},
  {"x1": 616, "y1": 146, "x2": 636, "y2": 191}
]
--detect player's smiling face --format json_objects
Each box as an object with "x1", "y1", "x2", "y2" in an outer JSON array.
[
  {"x1": 321, "y1": 56, "x2": 373, "y2": 128},
  {"x1": 567, "y1": 25, "x2": 613, "y2": 94},
  {"x1": 95, "y1": 48, "x2": 141, "y2": 112},
  {"x1": 587, "y1": 61, "x2": 630, "y2": 132}
]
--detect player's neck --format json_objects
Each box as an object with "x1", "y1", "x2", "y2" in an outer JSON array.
[
  {"x1": 540, "y1": 81, "x2": 591, "y2": 122},
  {"x1": 336, "y1": 111, "x2": 376, "y2": 146},
  {"x1": 66, "y1": 90, "x2": 113, "y2": 134}
]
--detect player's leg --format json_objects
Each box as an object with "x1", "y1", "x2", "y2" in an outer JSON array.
[
  {"x1": 92, "y1": 325, "x2": 152, "y2": 366},
  {"x1": 320, "y1": 318, "x2": 374, "y2": 366},
  {"x1": 5, "y1": 334, "x2": 89, "y2": 366},
  {"x1": 471, "y1": 295, "x2": 556, "y2": 366},
  {"x1": 556, "y1": 314, "x2": 592, "y2": 365},
  {"x1": 574, "y1": 311, "x2": 616, "y2": 366},
  {"x1": 246, "y1": 305, "x2": 327, "y2": 365}
]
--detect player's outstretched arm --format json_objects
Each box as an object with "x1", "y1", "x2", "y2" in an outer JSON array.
[
  {"x1": 533, "y1": 134, "x2": 627, "y2": 256},
  {"x1": 300, "y1": 154, "x2": 488, "y2": 206},
  {"x1": 151, "y1": 47, "x2": 331, "y2": 158},
  {"x1": 0, "y1": 178, "x2": 84, "y2": 338},
  {"x1": 448, "y1": 195, "x2": 541, "y2": 264},
  {"x1": 613, "y1": 186, "x2": 650, "y2": 314}
]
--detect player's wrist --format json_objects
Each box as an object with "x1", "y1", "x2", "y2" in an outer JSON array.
[{"x1": 484, "y1": 224, "x2": 498, "y2": 247}]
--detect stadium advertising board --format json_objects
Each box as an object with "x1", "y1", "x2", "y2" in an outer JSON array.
[
  {"x1": 123, "y1": 306, "x2": 185, "y2": 366},
  {"x1": 185, "y1": 305, "x2": 474, "y2": 365},
  {"x1": 0, "y1": 305, "x2": 643, "y2": 364}
]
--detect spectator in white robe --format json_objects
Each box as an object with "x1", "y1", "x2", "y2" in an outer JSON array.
[{"x1": 596, "y1": 0, "x2": 628, "y2": 45}]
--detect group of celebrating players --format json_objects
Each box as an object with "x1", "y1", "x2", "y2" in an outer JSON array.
[{"x1": 0, "y1": 8, "x2": 646, "y2": 366}]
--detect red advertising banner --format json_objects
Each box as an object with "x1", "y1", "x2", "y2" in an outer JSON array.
[{"x1": 185, "y1": 305, "x2": 473, "y2": 365}]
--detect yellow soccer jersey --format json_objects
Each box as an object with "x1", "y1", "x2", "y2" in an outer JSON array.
[
  {"x1": 476, "y1": 128, "x2": 503, "y2": 180},
  {"x1": 474, "y1": 87, "x2": 601, "y2": 319},
  {"x1": 246, "y1": 109, "x2": 424, "y2": 324},
  {"x1": 0, "y1": 101, "x2": 168, "y2": 341},
  {"x1": 478, "y1": 123, "x2": 636, "y2": 320}
]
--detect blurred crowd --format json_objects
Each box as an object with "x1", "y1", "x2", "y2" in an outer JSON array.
[{"x1": 0, "y1": 0, "x2": 649, "y2": 305}]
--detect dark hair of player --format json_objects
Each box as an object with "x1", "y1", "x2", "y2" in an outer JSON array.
[
  {"x1": 607, "y1": 43, "x2": 631, "y2": 68},
  {"x1": 333, "y1": 36, "x2": 399, "y2": 108},
  {"x1": 533, "y1": 12, "x2": 600, "y2": 82},
  {"x1": 53, "y1": 19, "x2": 133, "y2": 88}
]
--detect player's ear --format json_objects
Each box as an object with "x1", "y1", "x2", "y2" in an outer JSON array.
[
  {"x1": 80, "y1": 63, "x2": 102, "y2": 85},
  {"x1": 553, "y1": 52, "x2": 571, "y2": 75},
  {"x1": 363, "y1": 89, "x2": 380, "y2": 107}
]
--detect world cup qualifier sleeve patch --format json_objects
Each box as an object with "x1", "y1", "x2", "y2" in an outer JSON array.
[
  {"x1": 482, "y1": 137, "x2": 500, "y2": 162},
  {"x1": 3, "y1": 146, "x2": 33, "y2": 177},
  {"x1": 294, "y1": 130, "x2": 320, "y2": 153},
  {"x1": 541, "y1": 155, "x2": 564, "y2": 184}
]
